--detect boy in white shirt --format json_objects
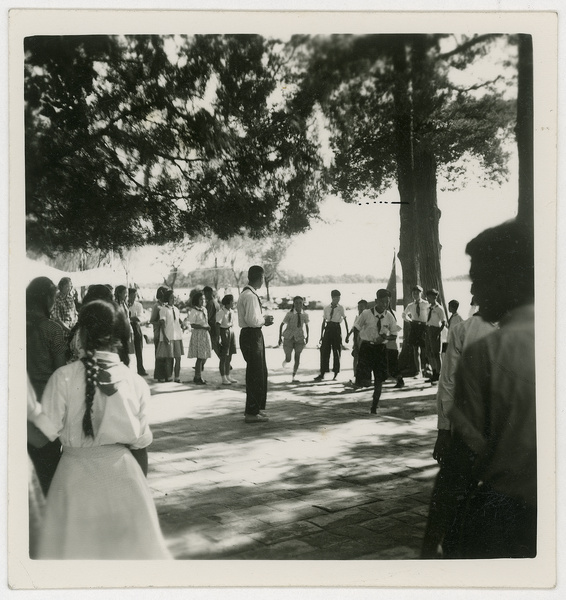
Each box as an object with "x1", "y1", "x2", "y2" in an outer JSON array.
[
  {"x1": 314, "y1": 290, "x2": 349, "y2": 382},
  {"x1": 355, "y1": 289, "x2": 400, "y2": 413},
  {"x1": 424, "y1": 289, "x2": 447, "y2": 384}
]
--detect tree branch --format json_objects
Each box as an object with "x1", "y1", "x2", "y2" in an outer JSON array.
[
  {"x1": 445, "y1": 74, "x2": 504, "y2": 93},
  {"x1": 437, "y1": 34, "x2": 502, "y2": 61}
]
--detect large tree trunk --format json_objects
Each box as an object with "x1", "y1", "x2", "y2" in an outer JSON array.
[
  {"x1": 391, "y1": 35, "x2": 418, "y2": 304},
  {"x1": 516, "y1": 34, "x2": 534, "y2": 231},
  {"x1": 413, "y1": 146, "x2": 447, "y2": 309},
  {"x1": 391, "y1": 35, "x2": 419, "y2": 375}
]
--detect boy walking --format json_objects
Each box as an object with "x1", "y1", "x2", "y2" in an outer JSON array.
[
  {"x1": 314, "y1": 290, "x2": 349, "y2": 381},
  {"x1": 355, "y1": 289, "x2": 399, "y2": 413},
  {"x1": 346, "y1": 299, "x2": 368, "y2": 384}
]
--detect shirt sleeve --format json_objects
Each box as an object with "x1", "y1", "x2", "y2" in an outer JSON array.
[
  {"x1": 449, "y1": 339, "x2": 491, "y2": 454},
  {"x1": 303, "y1": 313, "x2": 310, "y2": 324},
  {"x1": 282, "y1": 312, "x2": 291, "y2": 325},
  {"x1": 41, "y1": 368, "x2": 68, "y2": 438},
  {"x1": 27, "y1": 377, "x2": 59, "y2": 441},
  {"x1": 386, "y1": 313, "x2": 401, "y2": 335},
  {"x1": 129, "y1": 377, "x2": 153, "y2": 449},
  {"x1": 149, "y1": 304, "x2": 160, "y2": 324},
  {"x1": 48, "y1": 321, "x2": 67, "y2": 365},
  {"x1": 436, "y1": 325, "x2": 464, "y2": 430}
]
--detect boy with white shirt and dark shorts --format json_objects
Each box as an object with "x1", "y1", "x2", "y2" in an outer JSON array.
[{"x1": 355, "y1": 289, "x2": 400, "y2": 413}]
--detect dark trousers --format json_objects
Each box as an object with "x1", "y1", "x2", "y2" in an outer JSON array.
[
  {"x1": 387, "y1": 348, "x2": 401, "y2": 378},
  {"x1": 425, "y1": 325, "x2": 442, "y2": 375},
  {"x1": 131, "y1": 320, "x2": 145, "y2": 374},
  {"x1": 239, "y1": 328, "x2": 268, "y2": 416},
  {"x1": 443, "y1": 484, "x2": 537, "y2": 559},
  {"x1": 356, "y1": 341, "x2": 388, "y2": 403},
  {"x1": 320, "y1": 322, "x2": 342, "y2": 374}
]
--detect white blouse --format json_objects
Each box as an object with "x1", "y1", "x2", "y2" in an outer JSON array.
[
  {"x1": 159, "y1": 305, "x2": 183, "y2": 341},
  {"x1": 41, "y1": 351, "x2": 153, "y2": 450}
]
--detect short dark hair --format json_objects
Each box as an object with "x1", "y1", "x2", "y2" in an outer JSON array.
[
  {"x1": 221, "y1": 294, "x2": 234, "y2": 307},
  {"x1": 248, "y1": 265, "x2": 264, "y2": 282},
  {"x1": 156, "y1": 286, "x2": 168, "y2": 301},
  {"x1": 192, "y1": 291, "x2": 203, "y2": 307},
  {"x1": 114, "y1": 285, "x2": 127, "y2": 300},
  {"x1": 83, "y1": 284, "x2": 113, "y2": 305},
  {"x1": 448, "y1": 299, "x2": 459, "y2": 311},
  {"x1": 412, "y1": 285, "x2": 423, "y2": 292},
  {"x1": 466, "y1": 219, "x2": 534, "y2": 309},
  {"x1": 426, "y1": 289, "x2": 439, "y2": 297},
  {"x1": 331, "y1": 289, "x2": 341, "y2": 297},
  {"x1": 203, "y1": 286, "x2": 213, "y2": 295},
  {"x1": 376, "y1": 289, "x2": 391, "y2": 298}
]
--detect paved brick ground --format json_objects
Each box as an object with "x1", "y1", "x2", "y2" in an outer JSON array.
[{"x1": 143, "y1": 345, "x2": 439, "y2": 560}]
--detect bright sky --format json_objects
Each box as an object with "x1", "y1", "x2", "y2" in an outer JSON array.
[
  {"x1": 128, "y1": 171, "x2": 518, "y2": 285},
  {"x1": 278, "y1": 172, "x2": 518, "y2": 280}
]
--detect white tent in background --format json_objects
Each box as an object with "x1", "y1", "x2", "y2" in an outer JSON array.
[
  {"x1": 26, "y1": 258, "x2": 128, "y2": 289},
  {"x1": 25, "y1": 258, "x2": 68, "y2": 284}
]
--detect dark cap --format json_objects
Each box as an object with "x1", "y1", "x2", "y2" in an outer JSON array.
[
  {"x1": 426, "y1": 289, "x2": 439, "y2": 297},
  {"x1": 412, "y1": 285, "x2": 423, "y2": 292},
  {"x1": 376, "y1": 289, "x2": 391, "y2": 298}
]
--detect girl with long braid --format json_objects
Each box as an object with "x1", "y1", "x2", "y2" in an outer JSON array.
[{"x1": 37, "y1": 300, "x2": 170, "y2": 559}]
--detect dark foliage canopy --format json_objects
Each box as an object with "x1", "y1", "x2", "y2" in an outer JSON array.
[{"x1": 25, "y1": 35, "x2": 325, "y2": 256}]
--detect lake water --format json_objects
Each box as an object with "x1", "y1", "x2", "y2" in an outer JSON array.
[
  {"x1": 141, "y1": 279, "x2": 473, "y2": 311},
  {"x1": 140, "y1": 278, "x2": 474, "y2": 350}
]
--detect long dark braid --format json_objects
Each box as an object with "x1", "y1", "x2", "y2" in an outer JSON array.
[
  {"x1": 81, "y1": 349, "x2": 99, "y2": 437},
  {"x1": 77, "y1": 300, "x2": 128, "y2": 438}
]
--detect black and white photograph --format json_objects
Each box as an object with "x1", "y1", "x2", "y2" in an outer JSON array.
[{"x1": 6, "y1": 4, "x2": 559, "y2": 594}]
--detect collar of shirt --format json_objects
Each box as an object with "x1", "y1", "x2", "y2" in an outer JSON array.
[{"x1": 243, "y1": 285, "x2": 262, "y2": 303}]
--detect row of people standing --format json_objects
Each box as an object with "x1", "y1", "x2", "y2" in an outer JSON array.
[
  {"x1": 149, "y1": 286, "x2": 238, "y2": 386},
  {"x1": 402, "y1": 285, "x2": 447, "y2": 383}
]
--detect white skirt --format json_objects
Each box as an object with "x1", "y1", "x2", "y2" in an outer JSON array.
[{"x1": 38, "y1": 445, "x2": 171, "y2": 559}]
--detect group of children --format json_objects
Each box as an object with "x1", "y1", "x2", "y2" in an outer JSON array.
[
  {"x1": 150, "y1": 287, "x2": 238, "y2": 386},
  {"x1": 150, "y1": 282, "x2": 464, "y2": 403},
  {"x1": 307, "y1": 286, "x2": 466, "y2": 413}
]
